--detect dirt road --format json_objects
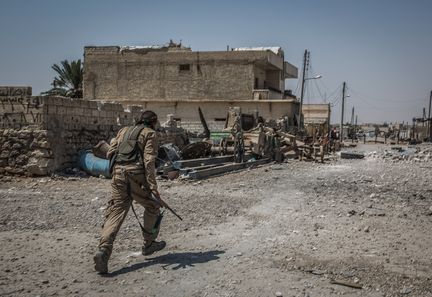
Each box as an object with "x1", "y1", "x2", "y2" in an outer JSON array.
[{"x1": 1, "y1": 144, "x2": 431, "y2": 296}]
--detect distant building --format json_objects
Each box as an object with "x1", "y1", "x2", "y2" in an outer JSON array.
[
  {"x1": 303, "y1": 104, "x2": 331, "y2": 136},
  {"x1": 83, "y1": 41, "x2": 299, "y2": 131}
]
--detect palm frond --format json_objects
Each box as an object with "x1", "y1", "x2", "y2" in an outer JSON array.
[{"x1": 43, "y1": 59, "x2": 83, "y2": 98}]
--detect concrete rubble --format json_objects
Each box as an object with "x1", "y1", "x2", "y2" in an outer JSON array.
[
  {"x1": 1, "y1": 142, "x2": 432, "y2": 296},
  {"x1": 366, "y1": 145, "x2": 432, "y2": 163},
  {"x1": 74, "y1": 106, "x2": 333, "y2": 180},
  {"x1": 172, "y1": 107, "x2": 329, "y2": 178}
]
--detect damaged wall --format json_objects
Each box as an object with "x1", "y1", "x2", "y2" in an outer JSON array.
[
  {"x1": 83, "y1": 46, "x2": 298, "y2": 101},
  {"x1": 0, "y1": 96, "x2": 142, "y2": 176},
  {"x1": 0, "y1": 92, "x2": 298, "y2": 175},
  {"x1": 84, "y1": 46, "x2": 256, "y2": 101}
]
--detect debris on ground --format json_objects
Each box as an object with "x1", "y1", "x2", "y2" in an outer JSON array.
[
  {"x1": 77, "y1": 106, "x2": 336, "y2": 179},
  {"x1": 2, "y1": 143, "x2": 431, "y2": 296},
  {"x1": 366, "y1": 145, "x2": 432, "y2": 163},
  {"x1": 340, "y1": 151, "x2": 365, "y2": 159}
]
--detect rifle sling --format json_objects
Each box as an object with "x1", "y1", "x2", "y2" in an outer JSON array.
[{"x1": 126, "y1": 177, "x2": 147, "y2": 235}]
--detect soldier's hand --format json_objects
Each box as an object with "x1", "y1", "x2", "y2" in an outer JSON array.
[
  {"x1": 151, "y1": 190, "x2": 168, "y2": 208},
  {"x1": 152, "y1": 190, "x2": 161, "y2": 198}
]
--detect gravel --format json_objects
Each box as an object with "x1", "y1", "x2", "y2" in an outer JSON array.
[{"x1": 0, "y1": 143, "x2": 431, "y2": 296}]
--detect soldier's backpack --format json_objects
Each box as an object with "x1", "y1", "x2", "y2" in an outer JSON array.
[{"x1": 109, "y1": 124, "x2": 146, "y2": 173}]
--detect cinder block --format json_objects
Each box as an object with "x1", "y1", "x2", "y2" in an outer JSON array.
[
  {"x1": 91, "y1": 110, "x2": 99, "y2": 117},
  {"x1": 87, "y1": 100, "x2": 98, "y2": 109}
]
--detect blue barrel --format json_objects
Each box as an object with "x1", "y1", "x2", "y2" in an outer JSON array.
[{"x1": 78, "y1": 150, "x2": 111, "y2": 178}]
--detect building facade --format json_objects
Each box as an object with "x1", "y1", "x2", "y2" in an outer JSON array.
[
  {"x1": 83, "y1": 42, "x2": 299, "y2": 131},
  {"x1": 83, "y1": 43, "x2": 298, "y2": 101}
]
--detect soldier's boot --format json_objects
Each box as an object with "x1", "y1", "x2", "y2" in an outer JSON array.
[
  {"x1": 142, "y1": 211, "x2": 165, "y2": 256},
  {"x1": 142, "y1": 240, "x2": 166, "y2": 256},
  {"x1": 93, "y1": 248, "x2": 110, "y2": 274}
]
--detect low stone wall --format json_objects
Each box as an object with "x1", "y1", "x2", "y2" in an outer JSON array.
[
  {"x1": 0, "y1": 128, "x2": 47, "y2": 175},
  {"x1": 0, "y1": 95, "x2": 188, "y2": 176},
  {"x1": 0, "y1": 96, "x2": 142, "y2": 176}
]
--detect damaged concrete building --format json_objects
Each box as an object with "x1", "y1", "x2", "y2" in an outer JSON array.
[{"x1": 83, "y1": 42, "x2": 299, "y2": 131}]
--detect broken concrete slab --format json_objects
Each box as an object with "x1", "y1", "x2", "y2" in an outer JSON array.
[
  {"x1": 173, "y1": 155, "x2": 234, "y2": 170},
  {"x1": 340, "y1": 151, "x2": 365, "y2": 159},
  {"x1": 187, "y1": 158, "x2": 270, "y2": 179}
]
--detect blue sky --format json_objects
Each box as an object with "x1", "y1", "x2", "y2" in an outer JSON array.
[{"x1": 1, "y1": 0, "x2": 431, "y2": 124}]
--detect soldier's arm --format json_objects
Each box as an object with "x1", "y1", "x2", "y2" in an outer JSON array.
[
  {"x1": 107, "y1": 127, "x2": 125, "y2": 159},
  {"x1": 143, "y1": 131, "x2": 158, "y2": 192}
]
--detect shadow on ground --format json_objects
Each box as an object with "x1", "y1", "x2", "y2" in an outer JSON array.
[{"x1": 106, "y1": 250, "x2": 225, "y2": 277}]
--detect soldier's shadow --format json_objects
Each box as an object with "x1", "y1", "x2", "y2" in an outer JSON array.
[{"x1": 106, "y1": 250, "x2": 225, "y2": 277}]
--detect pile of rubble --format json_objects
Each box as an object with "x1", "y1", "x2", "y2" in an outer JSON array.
[
  {"x1": 80, "y1": 107, "x2": 330, "y2": 180},
  {"x1": 366, "y1": 145, "x2": 432, "y2": 163},
  {"x1": 154, "y1": 108, "x2": 327, "y2": 179}
]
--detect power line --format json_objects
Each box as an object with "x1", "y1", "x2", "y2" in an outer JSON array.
[
  {"x1": 348, "y1": 87, "x2": 426, "y2": 113},
  {"x1": 349, "y1": 87, "x2": 429, "y2": 103}
]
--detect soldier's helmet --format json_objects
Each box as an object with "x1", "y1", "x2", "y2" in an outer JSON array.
[{"x1": 138, "y1": 110, "x2": 158, "y2": 126}]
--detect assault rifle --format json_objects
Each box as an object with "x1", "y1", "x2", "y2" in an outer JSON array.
[
  {"x1": 149, "y1": 192, "x2": 183, "y2": 221},
  {"x1": 126, "y1": 170, "x2": 183, "y2": 221}
]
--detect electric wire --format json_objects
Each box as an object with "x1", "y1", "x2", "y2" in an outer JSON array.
[{"x1": 348, "y1": 87, "x2": 426, "y2": 115}]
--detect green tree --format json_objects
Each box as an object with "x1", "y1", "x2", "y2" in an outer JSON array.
[{"x1": 42, "y1": 59, "x2": 83, "y2": 98}]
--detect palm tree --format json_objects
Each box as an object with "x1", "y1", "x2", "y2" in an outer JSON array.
[{"x1": 42, "y1": 59, "x2": 83, "y2": 98}]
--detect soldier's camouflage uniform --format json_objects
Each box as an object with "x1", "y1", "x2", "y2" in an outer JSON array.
[{"x1": 98, "y1": 126, "x2": 160, "y2": 257}]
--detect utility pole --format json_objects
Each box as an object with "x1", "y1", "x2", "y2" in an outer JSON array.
[
  {"x1": 299, "y1": 49, "x2": 309, "y2": 129},
  {"x1": 351, "y1": 107, "x2": 355, "y2": 141},
  {"x1": 429, "y1": 90, "x2": 432, "y2": 142},
  {"x1": 327, "y1": 103, "x2": 331, "y2": 137},
  {"x1": 340, "y1": 82, "x2": 346, "y2": 142},
  {"x1": 422, "y1": 107, "x2": 426, "y2": 140},
  {"x1": 355, "y1": 115, "x2": 358, "y2": 141}
]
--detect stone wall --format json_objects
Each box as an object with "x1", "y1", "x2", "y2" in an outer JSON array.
[
  {"x1": 0, "y1": 86, "x2": 32, "y2": 98},
  {"x1": 0, "y1": 96, "x2": 142, "y2": 176}
]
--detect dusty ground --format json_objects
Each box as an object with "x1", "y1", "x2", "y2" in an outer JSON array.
[{"x1": 0, "y1": 144, "x2": 431, "y2": 297}]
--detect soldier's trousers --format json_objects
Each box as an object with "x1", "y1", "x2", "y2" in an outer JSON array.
[{"x1": 98, "y1": 165, "x2": 160, "y2": 256}]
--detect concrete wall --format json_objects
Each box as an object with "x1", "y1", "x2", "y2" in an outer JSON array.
[
  {"x1": 84, "y1": 46, "x2": 296, "y2": 101},
  {"x1": 303, "y1": 104, "x2": 331, "y2": 124},
  {"x1": 254, "y1": 67, "x2": 267, "y2": 89},
  {"x1": 265, "y1": 70, "x2": 282, "y2": 91},
  {"x1": 120, "y1": 99, "x2": 299, "y2": 132},
  {"x1": 0, "y1": 86, "x2": 32, "y2": 97}
]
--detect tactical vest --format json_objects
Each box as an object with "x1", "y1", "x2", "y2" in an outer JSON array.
[{"x1": 109, "y1": 124, "x2": 146, "y2": 172}]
